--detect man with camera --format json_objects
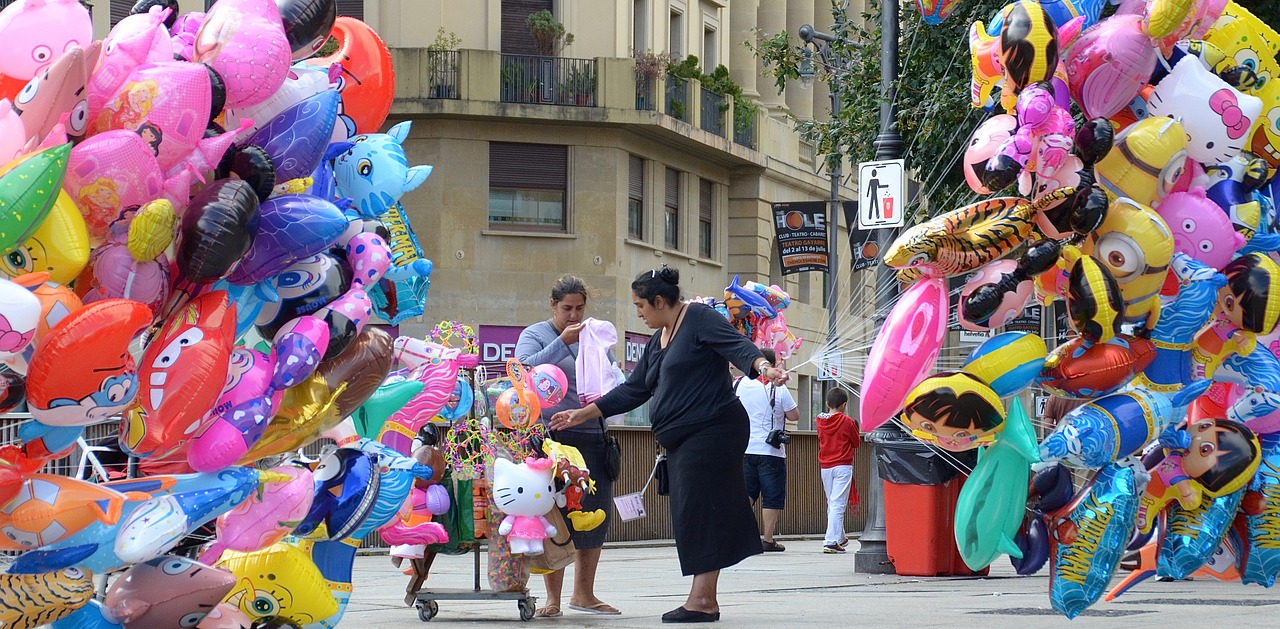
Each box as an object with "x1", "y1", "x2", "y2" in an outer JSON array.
[{"x1": 735, "y1": 349, "x2": 800, "y2": 552}]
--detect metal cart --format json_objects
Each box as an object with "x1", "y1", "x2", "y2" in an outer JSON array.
[{"x1": 409, "y1": 537, "x2": 537, "y2": 621}]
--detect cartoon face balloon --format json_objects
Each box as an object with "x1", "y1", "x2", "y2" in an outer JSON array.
[
  {"x1": 331, "y1": 121, "x2": 432, "y2": 219},
  {"x1": 0, "y1": 0, "x2": 93, "y2": 81},
  {"x1": 120, "y1": 291, "x2": 235, "y2": 460},
  {"x1": 1094, "y1": 116, "x2": 1189, "y2": 208},
  {"x1": 1081, "y1": 198, "x2": 1174, "y2": 329},
  {"x1": 13, "y1": 44, "x2": 90, "y2": 144},
  {"x1": 1155, "y1": 187, "x2": 1244, "y2": 270},
  {"x1": 964, "y1": 115, "x2": 1018, "y2": 194},
  {"x1": 26, "y1": 299, "x2": 151, "y2": 426},
  {"x1": 1, "y1": 191, "x2": 90, "y2": 285},
  {"x1": 1148, "y1": 59, "x2": 1264, "y2": 165},
  {"x1": 104, "y1": 555, "x2": 236, "y2": 629},
  {"x1": 899, "y1": 371, "x2": 1005, "y2": 451}
]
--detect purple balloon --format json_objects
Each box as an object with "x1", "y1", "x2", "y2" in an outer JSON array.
[
  {"x1": 270, "y1": 331, "x2": 324, "y2": 391},
  {"x1": 1011, "y1": 513, "x2": 1051, "y2": 576},
  {"x1": 227, "y1": 193, "x2": 348, "y2": 285},
  {"x1": 242, "y1": 90, "x2": 341, "y2": 182}
]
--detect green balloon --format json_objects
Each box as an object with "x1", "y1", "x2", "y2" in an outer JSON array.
[
  {"x1": 351, "y1": 380, "x2": 425, "y2": 439},
  {"x1": 954, "y1": 398, "x2": 1040, "y2": 571}
]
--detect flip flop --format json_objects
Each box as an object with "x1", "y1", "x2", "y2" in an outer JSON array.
[
  {"x1": 568, "y1": 602, "x2": 622, "y2": 615},
  {"x1": 535, "y1": 605, "x2": 563, "y2": 618}
]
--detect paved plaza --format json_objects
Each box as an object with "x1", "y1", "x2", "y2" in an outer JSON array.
[{"x1": 340, "y1": 538, "x2": 1278, "y2": 627}]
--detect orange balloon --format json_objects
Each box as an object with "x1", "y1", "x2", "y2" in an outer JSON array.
[
  {"x1": 11, "y1": 273, "x2": 82, "y2": 343},
  {"x1": 0, "y1": 73, "x2": 24, "y2": 103},
  {"x1": 302, "y1": 17, "x2": 394, "y2": 137}
]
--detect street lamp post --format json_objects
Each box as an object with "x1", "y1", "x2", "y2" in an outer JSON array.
[{"x1": 797, "y1": 23, "x2": 842, "y2": 356}]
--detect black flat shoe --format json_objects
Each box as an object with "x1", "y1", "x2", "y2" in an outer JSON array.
[{"x1": 662, "y1": 607, "x2": 720, "y2": 623}]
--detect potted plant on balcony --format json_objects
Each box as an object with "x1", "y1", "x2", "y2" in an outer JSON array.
[
  {"x1": 560, "y1": 65, "x2": 596, "y2": 106},
  {"x1": 427, "y1": 27, "x2": 462, "y2": 99},
  {"x1": 527, "y1": 10, "x2": 574, "y2": 56},
  {"x1": 666, "y1": 55, "x2": 701, "y2": 121},
  {"x1": 632, "y1": 49, "x2": 670, "y2": 110}
]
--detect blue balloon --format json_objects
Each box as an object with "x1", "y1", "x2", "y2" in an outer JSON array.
[
  {"x1": 1158, "y1": 489, "x2": 1244, "y2": 580},
  {"x1": 243, "y1": 90, "x2": 341, "y2": 183},
  {"x1": 1050, "y1": 463, "x2": 1139, "y2": 620},
  {"x1": 1135, "y1": 254, "x2": 1224, "y2": 391},
  {"x1": 50, "y1": 599, "x2": 123, "y2": 629},
  {"x1": 227, "y1": 194, "x2": 348, "y2": 285},
  {"x1": 1245, "y1": 434, "x2": 1280, "y2": 586},
  {"x1": 1040, "y1": 381, "x2": 1209, "y2": 468}
]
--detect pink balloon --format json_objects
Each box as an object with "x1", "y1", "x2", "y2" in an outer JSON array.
[
  {"x1": 1156, "y1": 187, "x2": 1245, "y2": 270},
  {"x1": 201, "y1": 464, "x2": 314, "y2": 563},
  {"x1": 0, "y1": 99, "x2": 25, "y2": 162},
  {"x1": 82, "y1": 239, "x2": 172, "y2": 311},
  {"x1": 530, "y1": 364, "x2": 568, "y2": 406},
  {"x1": 859, "y1": 273, "x2": 948, "y2": 431},
  {"x1": 170, "y1": 12, "x2": 206, "y2": 62},
  {"x1": 0, "y1": 0, "x2": 93, "y2": 81},
  {"x1": 65, "y1": 130, "x2": 172, "y2": 241},
  {"x1": 958, "y1": 260, "x2": 1034, "y2": 332},
  {"x1": 1062, "y1": 15, "x2": 1157, "y2": 120},
  {"x1": 345, "y1": 232, "x2": 392, "y2": 288},
  {"x1": 15, "y1": 44, "x2": 91, "y2": 144},
  {"x1": 88, "y1": 5, "x2": 174, "y2": 116},
  {"x1": 90, "y1": 61, "x2": 245, "y2": 174},
  {"x1": 193, "y1": 0, "x2": 292, "y2": 108}
]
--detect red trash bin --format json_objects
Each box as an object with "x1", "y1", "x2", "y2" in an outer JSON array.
[{"x1": 883, "y1": 476, "x2": 990, "y2": 577}]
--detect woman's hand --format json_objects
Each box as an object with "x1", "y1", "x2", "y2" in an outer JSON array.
[
  {"x1": 549, "y1": 404, "x2": 601, "y2": 431},
  {"x1": 764, "y1": 365, "x2": 789, "y2": 387},
  {"x1": 559, "y1": 322, "x2": 586, "y2": 345}
]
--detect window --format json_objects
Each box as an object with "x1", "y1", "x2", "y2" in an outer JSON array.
[
  {"x1": 111, "y1": 0, "x2": 130, "y2": 25},
  {"x1": 664, "y1": 168, "x2": 681, "y2": 249},
  {"x1": 502, "y1": 0, "x2": 553, "y2": 55},
  {"x1": 669, "y1": 9, "x2": 685, "y2": 56},
  {"x1": 336, "y1": 0, "x2": 365, "y2": 19},
  {"x1": 489, "y1": 142, "x2": 568, "y2": 232},
  {"x1": 633, "y1": 0, "x2": 649, "y2": 52},
  {"x1": 698, "y1": 178, "x2": 713, "y2": 258},
  {"x1": 703, "y1": 25, "x2": 718, "y2": 69},
  {"x1": 629, "y1": 155, "x2": 645, "y2": 240}
]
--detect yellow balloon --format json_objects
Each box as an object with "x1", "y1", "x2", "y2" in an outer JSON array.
[
  {"x1": 1095, "y1": 117, "x2": 1188, "y2": 207},
  {"x1": 1081, "y1": 197, "x2": 1174, "y2": 330},
  {"x1": 0, "y1": 190, "x2": 89, "y2": 284},
  {"x1": 240, "y1": 374, "x2": 348, "y2": 463},
  {"x1": 217, "y1": 542, "x2": 339, "y2": 623},
  {"x1": 127, "y1": 199, "x2": 176, "y2": 262},
  {"x1": 1144, "y1": 0, "x2": 1197, "y2": 39}
]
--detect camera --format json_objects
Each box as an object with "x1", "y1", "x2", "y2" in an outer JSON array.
[{"x1": 765, "y1": 429, "x2": 791, "y2": 448}]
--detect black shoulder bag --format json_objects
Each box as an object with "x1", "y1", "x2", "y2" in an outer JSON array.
[{"x1": 600, "y1": 416, "x2": 622, "y2": 481}]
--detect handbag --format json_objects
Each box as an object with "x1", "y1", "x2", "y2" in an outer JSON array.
[
  {"x1": 600, "y1": 417, "x2": 621, "y2": 482},
  {"x1": 526, "y1": 507, "x2": 576, "y2": 574},
  {"x1": 655, "y1": 453, "x2": 669, "y2": 496}
]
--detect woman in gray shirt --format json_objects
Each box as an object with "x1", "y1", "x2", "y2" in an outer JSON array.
[{"x1": 515, "y1": 275, "x2": 620, "y2": 617}]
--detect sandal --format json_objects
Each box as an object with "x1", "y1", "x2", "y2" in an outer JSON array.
[
  {"x1": 568, "y1": 602, "x2": 621, "y2": 615},
  {"x1": 535, "y1": 605, "x2": 563, "y2": 618},
  {"x1": 661, "y1": 607, "x2": 720, "y2": 623}
]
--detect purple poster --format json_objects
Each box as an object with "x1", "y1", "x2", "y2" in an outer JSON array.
[
  {"x1": 478, "y1": 324, "x2": 526, "y2": 378},
  {"x1": 623, "y1": 331, "x2": 651, "y2": 372}
]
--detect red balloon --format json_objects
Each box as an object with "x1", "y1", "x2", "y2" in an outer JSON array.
[
  {"x1": 26, "y1": 299, "x2": 152, "y2": 427},
  {"x1": 302, "y1": 17, "x2": 393, "y2": 136},
  {"x1": 120, "y1": 290, "x2": 236, "y2": 460},
  {"x1": 1039, "y1": 335, "x2": 1156, "y2": 399}
]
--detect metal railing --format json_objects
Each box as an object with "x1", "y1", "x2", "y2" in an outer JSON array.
[
  {"x1": 426, "y1": 50, "x2": 460, "y2": 99},
  {"x1": 734, "y1": 107, "x2": 757, "y2": 149},
  {"x1": 700, "y1": 88, "x2": 726, "y2": 137},
  {"x1": 636, "y1": 74, "x2": 656, "y2": 111},
  {"x1": 500, "y1": 55, "x2": 597, "y2": 107},
  {"x1": 665, "y1": 76, "x2": 689, "y2": 122}
]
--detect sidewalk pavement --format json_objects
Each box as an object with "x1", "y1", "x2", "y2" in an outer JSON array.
[{"x1": 339, "y1": 538, "x2": 1278, "y2": 627}]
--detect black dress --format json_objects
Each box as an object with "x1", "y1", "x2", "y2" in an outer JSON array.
[{"x1": 596, "y1": 303, "x2": 765, "y2": 575}]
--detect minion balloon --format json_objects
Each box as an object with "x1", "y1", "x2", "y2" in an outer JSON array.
[
  {"x1": 1094, "y1": 116, "x2": 1189, "y2": 208},
  {"x1": 1081, "y1": 197, "x2": 1174, "y2": 331}
]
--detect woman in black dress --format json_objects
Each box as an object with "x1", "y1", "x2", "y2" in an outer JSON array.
[{"x1": 549, "y1": 267, "x2": 790, "y2": 624}]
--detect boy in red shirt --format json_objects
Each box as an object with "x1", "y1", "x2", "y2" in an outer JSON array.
[{"x1": 816, "y1": 387, "x2": 861, "y2": 554}]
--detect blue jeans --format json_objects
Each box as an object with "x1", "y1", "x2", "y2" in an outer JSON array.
[{"x1": 744, "y1": 454, "x2": 787, "y2": 509}]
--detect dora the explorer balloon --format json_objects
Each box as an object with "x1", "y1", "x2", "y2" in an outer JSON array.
[
  {"x1": 899, "y1": 371, "x2": 1005, "y2": 452},
  {"x1": 1135, "y1": 418, "x2": 1261, "y2": 534},
  {"x1": 1192, "y1": 253, "x2": 1280, "y2": 379}
]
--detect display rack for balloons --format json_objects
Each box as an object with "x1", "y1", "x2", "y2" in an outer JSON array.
[{"x1": 845, "y1": 0, "x2": 1280, "y2": 618}]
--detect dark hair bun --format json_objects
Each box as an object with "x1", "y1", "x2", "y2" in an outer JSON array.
[{"x1": 657, "y1": 267, "x2": 679, "y2": 285}]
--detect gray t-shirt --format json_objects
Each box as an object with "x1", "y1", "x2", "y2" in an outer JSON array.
[{"x1": 515, "y1": 320, "x2": 615, "y2": 436}]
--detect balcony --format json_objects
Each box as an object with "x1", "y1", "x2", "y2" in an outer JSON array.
[
  {"x1": 666, "y1": 76, "x2": 689, "y2": 122},
  {"x1": 426, "y1": 50, "x2": 459, "y2": 99},
  {"x1": 700, "y1": 87, "x2": 726, "y2": 137},
  {"x1": 636, "y1": 74, "x2": 656, "y2": 111},
  {"x1": 499, "y1": 55, "x2": 596, "y2": 107}
]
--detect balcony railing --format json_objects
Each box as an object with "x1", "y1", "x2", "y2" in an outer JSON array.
[
  {"x1": 700, "y1": 88, "x2": 725, "y2": 137},
  {"x1": 500, "y1": 55, "x2": 597, "y2": 107},
  {"x1": 734, "y1": 108, "x2": 757, "y2": 149},
  {"x1": 636, "y1": 74, "x2": 656, "y2": 111},
  {"x1": 427, "y1": 50, "x2": 460, "y2": 99},
  {"x1": 666, "y1": 76, "x2": 689, "y2": 122}
]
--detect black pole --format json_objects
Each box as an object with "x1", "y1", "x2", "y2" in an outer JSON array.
[{"x1": 853, "y1": 0, "x2": 901, "y2": 576}]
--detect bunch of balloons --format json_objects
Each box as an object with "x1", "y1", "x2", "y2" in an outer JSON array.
[
  {"x1": 0, "y1": 0, "x2": 463, "y2": 625},
  {"x1": 690, "y1": 274, "x2": 803, "y2": 362},
  {"x1": 868, "y1": 0, "x2": 1280, "y2": 618}
]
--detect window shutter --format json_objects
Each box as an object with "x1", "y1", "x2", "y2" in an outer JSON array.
[
  {"x1": 110, "y1": 0, "x2": 131, "y2": 25},
  {"x1": 501, "y1": 0, "x2": 553, "y2": 55},
  {"x1": 490, "y1": 143, "x2": 568, "y2": 189},
  {"x1": 665, "y1": 168, "x2": 680, "y2": 207},
  {"x1": 629, "y1": 155, "x2": 644, "y2": 199},
  {"x1": 335, "y1": 0, "x2": 364, "y2": 19},
  {"x1": 699, "y1": 179, "x2": 712, "y2": 221}
]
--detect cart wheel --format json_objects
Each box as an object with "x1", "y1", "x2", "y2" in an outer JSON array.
[
  {"x1": 518, "y1": 598, "x2": 534, "y2": 621},
  {"x1": 416, "y1": 600, "x2": 438, "y2": 622}
]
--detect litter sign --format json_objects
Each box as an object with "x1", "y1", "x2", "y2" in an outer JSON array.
[{"x1": 857, "y1": 159, "x2": 906, "y2": 230}]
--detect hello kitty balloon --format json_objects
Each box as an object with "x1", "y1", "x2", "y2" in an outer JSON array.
[
  {"x1": 0, "y1": 0, "x2": 93, "y2": 81},
  {"x1": 1147, "y1": 58, "x2": 1263, "y2": 165},
  {"x1": 493, "y1": 457, "x2": 558, "y2": 556}
]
